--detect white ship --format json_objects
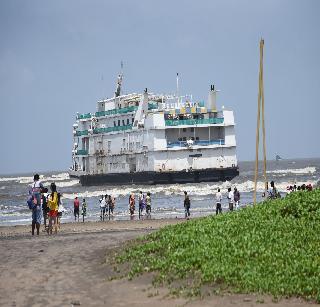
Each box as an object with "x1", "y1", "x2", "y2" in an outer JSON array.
[{"x1": 69, "y1": 72, "x2": 238, "y2": 185}]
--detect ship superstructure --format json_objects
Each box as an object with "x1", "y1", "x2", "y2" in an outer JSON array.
[{"x1": 70, "y1": 73, "x2": 238, "y2": 185}]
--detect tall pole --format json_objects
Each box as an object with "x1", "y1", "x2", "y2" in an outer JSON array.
[
  {"x1": 253, "y1": 39, "x2": 266, "y2": 205},
  {"x1": 261, "y1": 44, "x2": 267, "y2": 195}
]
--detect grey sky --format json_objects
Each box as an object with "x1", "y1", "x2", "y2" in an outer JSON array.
[{"x1": 0, "y1": 0, "x2": 319, "y2": 174}]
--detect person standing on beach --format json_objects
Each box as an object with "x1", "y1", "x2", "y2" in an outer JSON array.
[
  {"x1": 234, "y1": 187, "x2": 240, "y2": 210},
  {"x1": 81, "y1": 198, "x2": 87, "y2": 222},
  {"x1": 269, "y1": 181, "x2": 280, "y2": 199},
  {"x1": 215, "y1": 188, "x2": 222, "y2": 215},
  {"x1": 108, "y1": 195, "x2": 114, "y2": 218},
  {"x1": 57, "y1": 193, "x2": 66, "y2": 229},
  {"x1": 129, "y1": 193, "x2": 135, "y2": 219},
  {"x1": 41, "y1": 188, "x2": 49, "y2": 230},
  {"x1": 146, "y1": 192, "x2": 151, "y2": 218},
  {"x1": 74, "y1": 197, "x2": 80, "y2": 221},
  {"x1": 29, "y1": 174, "x2": 44, "y2": 235},
  {"x1": 184, "y1": 191, "x2": 191, "y2": 219},
  {"x1": 100, "y1": 195, "x2": 106, "y2": 221},
  {"x1": 227, "y1": 187, "x2": 234, "y2": 211},
  {"x1": 47, "y1": 182, "x2": 59, "y2": 235},
  {"x1": 138, "y1": 191, "x2": 144, "y2": 219}
]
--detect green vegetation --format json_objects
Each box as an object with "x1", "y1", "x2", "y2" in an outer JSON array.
[{"x1": 116, "y1": 189, "x2": 320, "y2": 301}]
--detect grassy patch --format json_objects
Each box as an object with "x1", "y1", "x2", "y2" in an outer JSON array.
[{"x1": 115, "y1": 189, "x2": 320, "y2": 302}]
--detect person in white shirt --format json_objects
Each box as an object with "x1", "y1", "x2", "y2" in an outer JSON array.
[
  {"x1": 100, "y1": 195, "x2": 107, "y2": 221},
  {"x1": 227, "y1": 187, "x2": 234, "y2": 211},
  {"x1": 57, "y1": 193, "x2": 66, "y2": 229},
  {"x1": 215, "y1": 188, "x2": 222, "y2": 215}
]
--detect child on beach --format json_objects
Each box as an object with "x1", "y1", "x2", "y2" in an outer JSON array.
[
  {"x1": 82, "y1": 199, "x2": 87, "y2": 222},
  {"x1": 47, "y1": 182, "x2": 59, "y2": 235},
  {"x1": 29, "y1": 174, "x2": 44, "y2": 235}
]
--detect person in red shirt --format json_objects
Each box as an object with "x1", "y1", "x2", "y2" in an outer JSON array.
[{"x1": 74, "y1": 197, "x2": 80, "y2": 222}]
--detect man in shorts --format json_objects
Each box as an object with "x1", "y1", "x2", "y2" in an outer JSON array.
[{"x1": 74, "y1": 196, "x2": 80, "y2": 222}]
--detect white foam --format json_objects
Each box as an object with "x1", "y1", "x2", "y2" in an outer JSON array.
[
  {"x1": 62, "y1": 178, "x2": 318, "y2": 200},
  {"x1": 0, "y1": 176, "x2": 33, "y2": 183},
  {"x1": 42, "y1": 179, "x2": 79, "y2": 188},
  {"x1": 0, "y1": 172, "x2": 71, "y2": 184},
  {"x1": 267, "y1": 167, "x2": 316, "y2": 175}
]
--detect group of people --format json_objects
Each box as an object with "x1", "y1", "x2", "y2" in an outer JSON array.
[
  {"x1": 214, "y1": 187, "x2": 241, "y2": 215},
  {"x1": 98, "y1": 194, "x2": 115, "y2": 221},
  {"x1": 128, "y1": 191, "x2": 152, "y2": 219},
  {"x1": 286, "y1": 183, "x2": 313, "y2": 193},
  {"x1": 27, "y1": 174, "x2": 66, "y2": 235},
  {"x1": 73, "y1": 197, "x2": 88, "y2": 222}
]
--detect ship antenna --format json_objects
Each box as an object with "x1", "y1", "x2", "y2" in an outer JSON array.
[
  {"x1": 176, "y1": 72, "x2": 179, "y2": 104},
  {"x1": 115, "y1": 61, "x2": 124, "y2": 97}
]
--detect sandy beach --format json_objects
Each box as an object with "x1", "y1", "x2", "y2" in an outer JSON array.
[{"x1": 0, "y1": 219, "x2": 318, "y2": 307}]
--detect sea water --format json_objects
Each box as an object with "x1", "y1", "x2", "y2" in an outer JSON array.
[{"x1": 0, "y1": 158, "x2": 319, "y2": 226}]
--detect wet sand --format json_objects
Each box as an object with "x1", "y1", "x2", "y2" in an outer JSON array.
[{"x1": 0, "y1": 219, "x2": 317, "y2": 307}]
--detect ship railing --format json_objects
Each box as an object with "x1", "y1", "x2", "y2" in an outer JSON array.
[
  {"x1": 77, "y1": 113, "x2": 92, "y2": 120},
  {"x1": 77, "y1": 103, "x2": 159, "y2": 120},
  {"x1": 75, "y1": 130, "x2": 89, "y2": 136},
  {"x1": 167, "y1": 139, "x2": 225, "y2": 148},
  {"x1": 95, "y1": 106, "x2": 138, "y2": 117},
  {"x1": 165, "y1": 117, "x2": 224, "y2": 126},
  {"x1": 93, "y1": 124, "x2": 133, "y2": 134},
  {"x1": 75, "y1": 149, "x2": 88, "y2": 155}
]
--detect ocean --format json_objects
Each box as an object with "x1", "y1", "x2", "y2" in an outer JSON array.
[{"x1": 0, "y1": 158, "x2": 319, "y2": 226}]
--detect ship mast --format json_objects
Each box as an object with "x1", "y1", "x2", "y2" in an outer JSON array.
[{"x1": 115, "y1": 61, "x2": 124, "y2": 97}]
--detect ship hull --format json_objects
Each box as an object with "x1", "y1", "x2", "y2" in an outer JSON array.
[{"x1": 79, "y1": 167, "x2": 239, "y2": 186}]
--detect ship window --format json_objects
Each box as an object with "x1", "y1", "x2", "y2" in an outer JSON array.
[
  {"x1": 191, "y1": 137, "x2": 195, "y2": 141},
  {"x1": 190, "y1": 127, "x2": 194, "y2": 132},
  {"x1": 196, "y1": 137, "x2": 199, "y2": 141},
  {"x1": 118, "y1": 120, "x2": 120, "y2": 126},
  {"x1": 122, "y1": 120, "x2": 125, "y2": 126},
  {"x1": 182, "y1": 137, "x2": 186, "y2": 141},
  {"x1": 132, "y1": 118, "x2": 134, "y2": 123},
  {"x1": 114, "y1": 121, "x2": 116, "y2": 127},
  {"x1": 127, "y1": 118, "x2": 129, "y2": 125},
  {"x1": 182, "y1": 128, "x2": 187, "y2": 132},
  {"x1": 178, "y1": 137, "x2": 182, "y2": 141}
]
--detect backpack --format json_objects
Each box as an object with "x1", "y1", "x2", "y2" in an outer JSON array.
[{"x1": 27, "y1": 195, "x2": 35, "y2": 210}]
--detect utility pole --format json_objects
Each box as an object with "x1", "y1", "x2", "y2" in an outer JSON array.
[{"x1": 253, "y1": 39, "x2": 267, "y2": 205}]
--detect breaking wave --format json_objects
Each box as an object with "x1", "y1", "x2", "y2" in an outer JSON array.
[
  {"x1": 0, "y1": 172, "x2": 72, "y2": 184},
  {"x1": 267, "y1": 167, "x2": 316, "y2": 175},
  {"x1": 62, "y1": 179, "x2": 318, "y2": 200}
]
